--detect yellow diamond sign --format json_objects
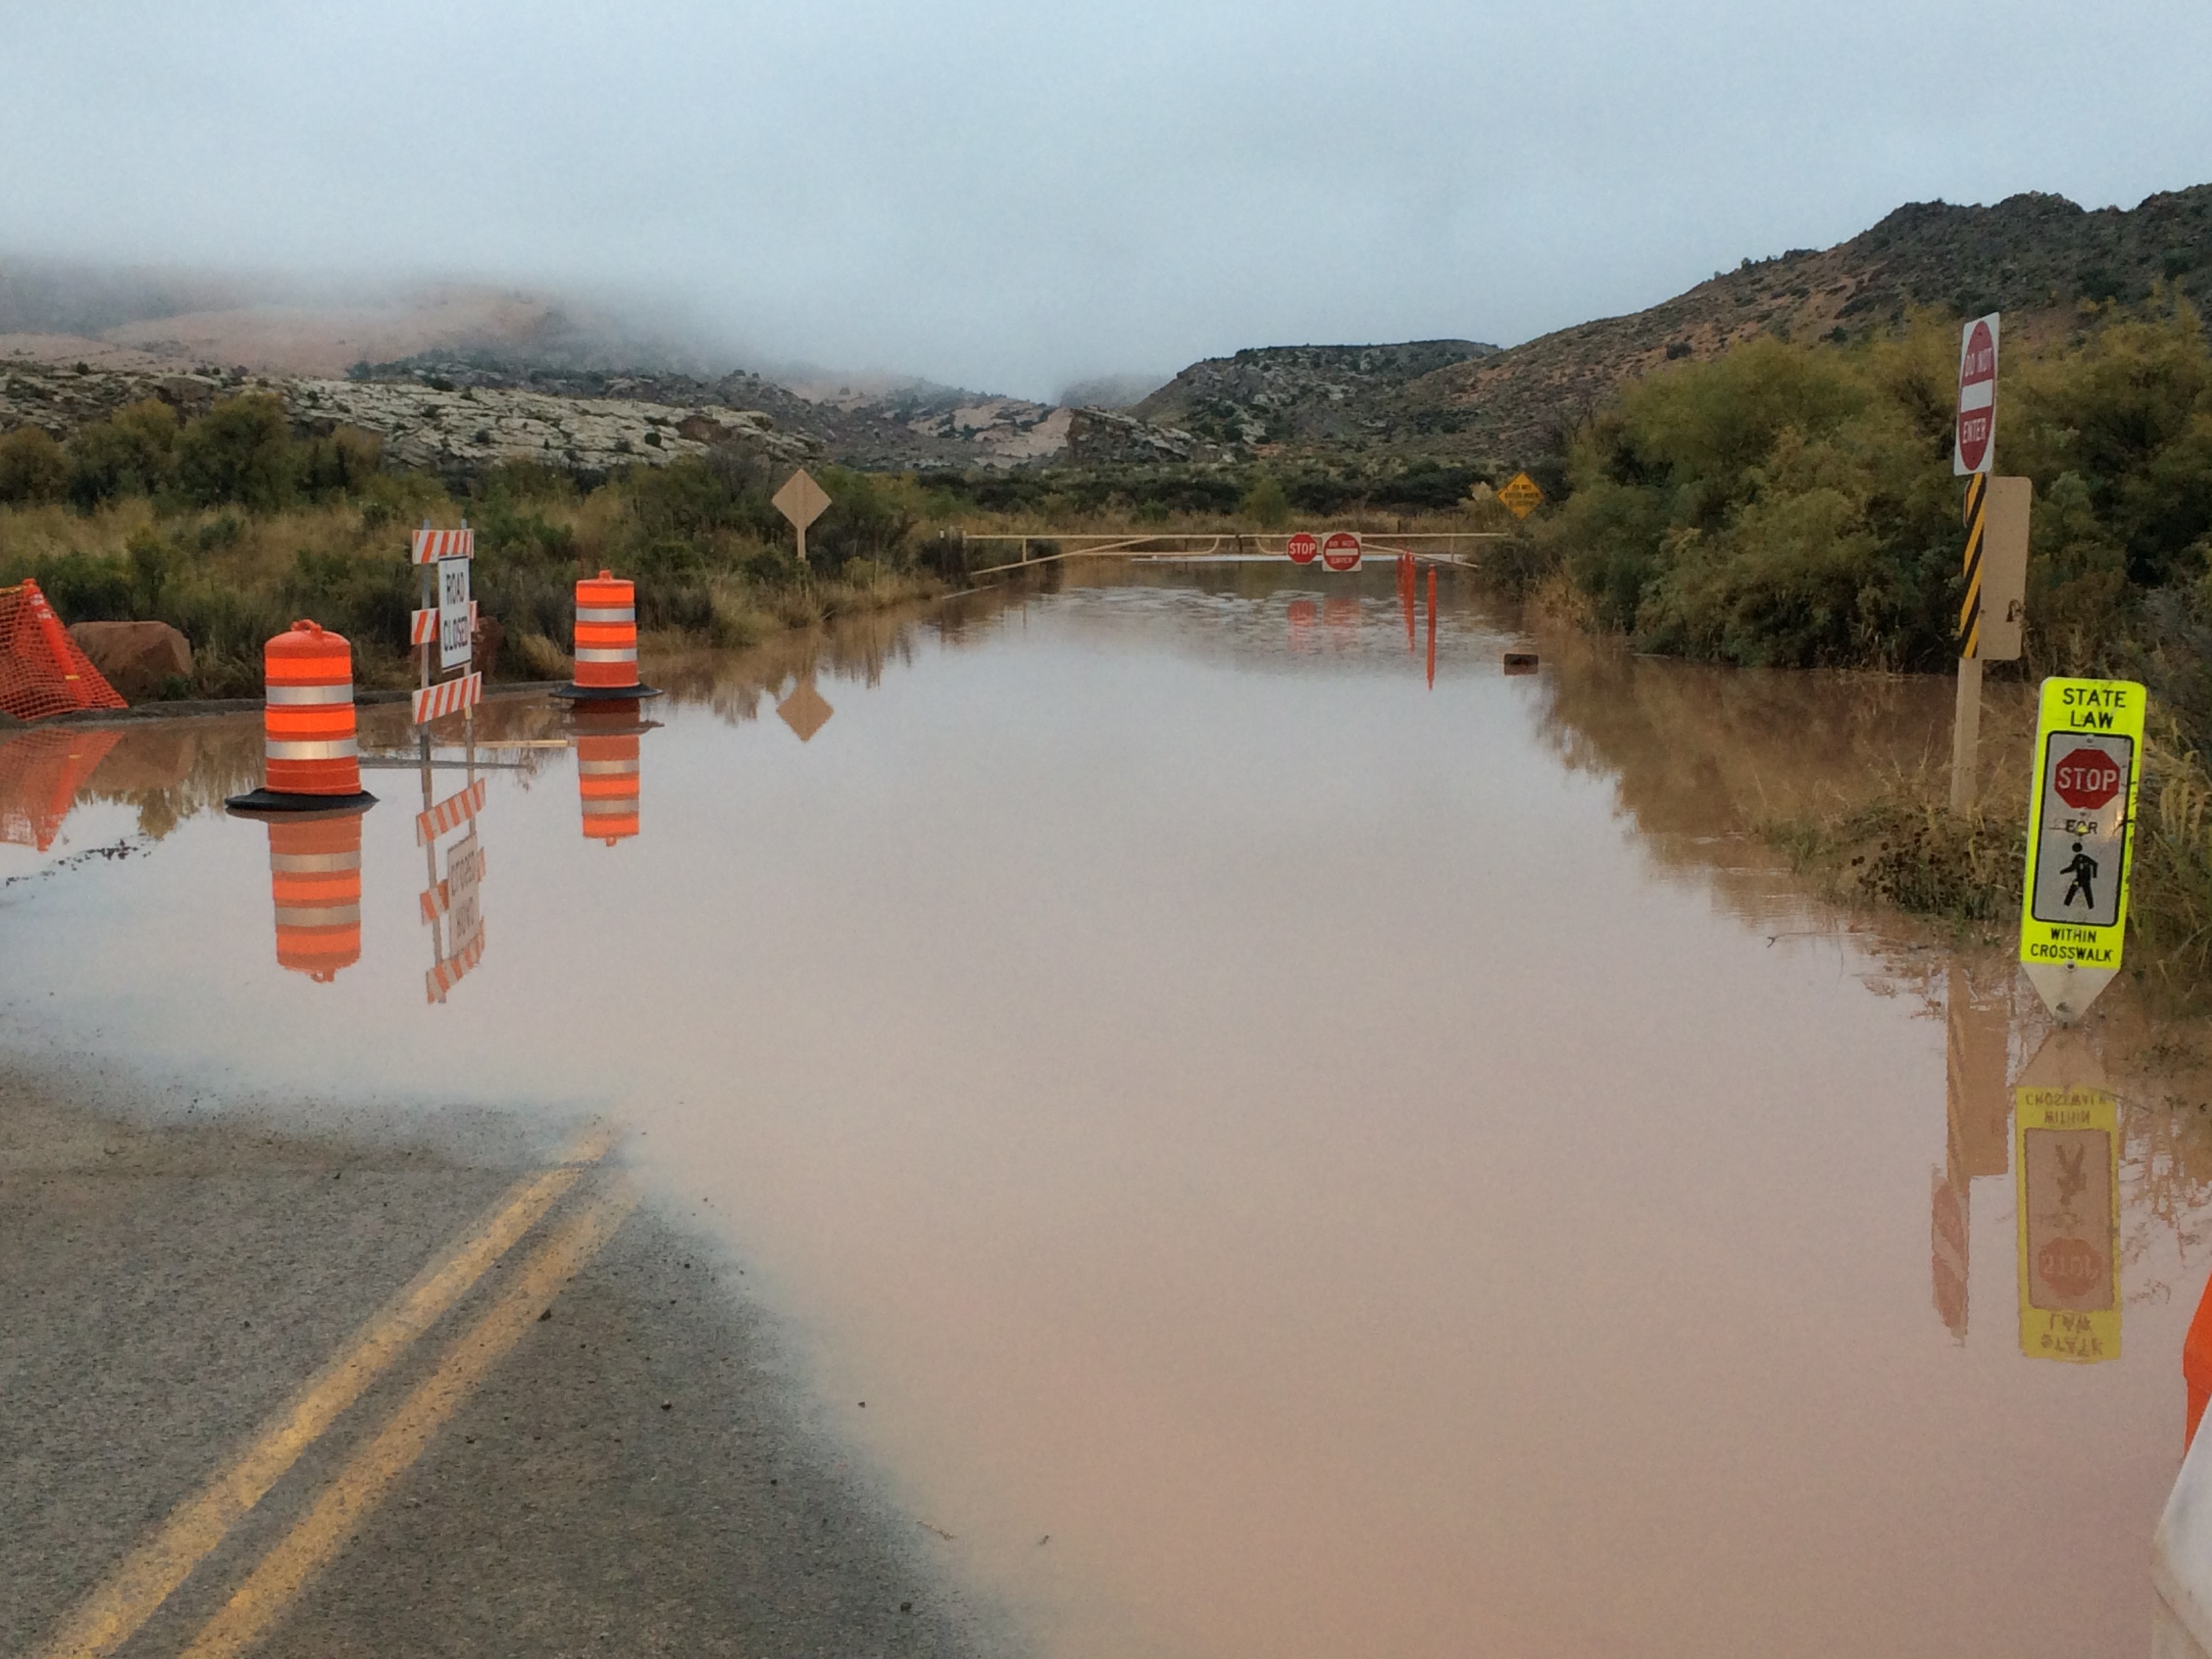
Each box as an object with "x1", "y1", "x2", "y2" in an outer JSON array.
[{"x1": 1498, "y1": 472, "x2": 1545, "y2": 519}]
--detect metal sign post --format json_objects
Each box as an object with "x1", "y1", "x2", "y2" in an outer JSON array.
[
  {"x1": 2018, "y1": 676, "x2": 2145, "y2": 1021},
  {"x1": 772, "y1": 469, "x2": 832, "y2": 565},
  {"x1": 1949, "y1": 314, "x2": 2007, "y2": 811}
]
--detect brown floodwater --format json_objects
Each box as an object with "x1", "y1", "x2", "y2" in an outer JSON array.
[{"x1": 5, "y1": 564, "x2": 2211, "y2": 1658}]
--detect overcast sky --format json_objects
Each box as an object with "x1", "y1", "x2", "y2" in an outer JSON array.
[{"x1": 5, "y1": 1, "x2": 2209, "y2": 398}]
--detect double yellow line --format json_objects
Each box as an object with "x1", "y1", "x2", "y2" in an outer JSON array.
[{"x1": 35, "y1": 1122, "x2": 634, "y2": 1659}]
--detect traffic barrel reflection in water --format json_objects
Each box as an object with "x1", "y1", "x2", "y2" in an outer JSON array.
[
  {"x1": 224, "y1": 621, "x2": 376, "y2": 814},
  {"x1": 265, "y1": 811, "x2": 364, "y2": 981},
  {"x1": 556, "y1": 571, "x2": 663, "y2": 705},
  {"x1": 573, "y1": 703, "x2": 651, "y2": 845}
]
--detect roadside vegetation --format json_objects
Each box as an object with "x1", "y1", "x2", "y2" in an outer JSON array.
[
  {"x1": 0, "y1": 394, "x2": 943, "y2": 695},
  {"x1": 1509, "y1": 294, "x2": 2212, "y2": 992}
]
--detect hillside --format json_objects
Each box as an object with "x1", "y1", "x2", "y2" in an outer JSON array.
[
  {"x1": 1404, "y1": 185, "x2": 2212, "y2": 461},
  {"x1": 1128, "y1": 340, "x2": 1497, "y2": 448}
]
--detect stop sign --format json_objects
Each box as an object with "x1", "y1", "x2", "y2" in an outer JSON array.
[
  {"x1": 1321, "y1": 531, "x2": 1362, "y2": 572},
  {"x1": 1956, "y1": 315, "x2": 1998, "y2": 474},
  {"x1": 2036, "y1": 1236, "x2": 2104, "y2": 1301},
  {"x1": 1286, "y1": 531, "x2": 1319, "y2": 565},
  {"x1": 2053, "y1": 747, "x2": 2123, "y2": 811}
]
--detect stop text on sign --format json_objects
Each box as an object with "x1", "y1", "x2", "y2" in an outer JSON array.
[
  {"x1": 2053, "y1": 747, "x2": 2123, "y2": 811},
  {"x1": 1286, "y1": 531, "x2": 1319, "y2": 565},
  {"x1": 1954, "y1": 312, "x2": 2001, "y2": 476}
]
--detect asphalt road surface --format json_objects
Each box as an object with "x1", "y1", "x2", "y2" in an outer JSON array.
[{"x1": 1, "y1": 1062, "x2": 1008, "y2": 1659}]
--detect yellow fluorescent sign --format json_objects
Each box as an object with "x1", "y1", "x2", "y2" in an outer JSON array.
[
  {"x1": 2018, "y1": 678, "x2": 2146, "y2": 975},
  {"x1": 1497, "y1": 472, "x2": 1544, "y2": 519},
  {"x1": 2014, "y1": 1084, "x2": 2120, "y2": 1363}
]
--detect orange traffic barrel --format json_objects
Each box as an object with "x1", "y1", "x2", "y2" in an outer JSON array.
[
  {"x1": 573, "y1": 703, "x2": 651, "y2": 845},
  {"x1": 555, "y1": 571, "x2": 662, "y2": 703},
  {"x1": 224, "y1": 621, "x2": 377, "y2": 814},
  {"x1": 266, "y1": 812, "x2": 363, "y2": 981},
  {"x1": 2186, "y1": 1271, "x2": 2212, "y2": 1449}
]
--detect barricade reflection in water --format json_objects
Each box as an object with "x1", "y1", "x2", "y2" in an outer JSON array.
[{"x1": 0, "y1": 726, "x2": 121, "y2": 851}]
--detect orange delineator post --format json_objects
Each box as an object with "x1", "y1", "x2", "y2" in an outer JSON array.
[
  {"x1": 0, "y1": 579, "x2": 127, "y2": 721},
  {"x1": 2185, "y1": 1272, "x2": 2212, "y2": 1449},
  {"x1": 266, "y1": 813, "x2": 363, "y2": 982}
]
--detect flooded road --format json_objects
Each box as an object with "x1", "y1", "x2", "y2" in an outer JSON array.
[{"x1": 5, "y1": 565, "x2": 2210, "y2": 1658}]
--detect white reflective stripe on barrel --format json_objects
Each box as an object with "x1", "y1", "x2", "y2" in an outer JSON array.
[
  {"x1": 583, "y1": 800, "x2": 640, "y2": 817},
  {"x1": 264, "y1": 683, "x2": 356, "y2": 705},
  {"x1": 577, "y1": 758, "x2": 641, "y2": 775},
  {"x1": 573, "y1": 647, "x2": 638, "y2": 663},
  {"x1": 575, "y1": 606, "x2": 636, "y2": 623},
  {"x1": 264, "y1": 738, "x2": 361, "y2": 760},
  {"x1": 272, "y1": 904, "x2": 363, "y2": 926},
  {"x1": 269, "y1": 851, "x2": 363, "y2": 873}
]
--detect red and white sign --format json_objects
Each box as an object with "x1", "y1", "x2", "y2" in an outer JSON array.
[
  {"x1": 411, "y1": 671, "x2": 483, "y2": 729},
  {"x1": 1954, "y1": 312, "x2": 2000, "y2": 476},
  {"x1": 2053, "y1": 747, "x2": 2125, "y2": 811},
  {"x1": 411, "y1": 527, "x2": 475, "y2": 565},
  {"x1": 1286, "y1": 531, "x2": 1319, "y2": 565},
  {"x1": 426, "y1": 928, "x2": 485, "y2": 1003},
  {"x1": 1321, "y1": 531, "x2": 1363, "y2": 572}
]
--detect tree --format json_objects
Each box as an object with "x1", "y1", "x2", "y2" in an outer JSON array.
[{"x1": 1240, "y1": 473, "x2": 1290, "y2": 529}]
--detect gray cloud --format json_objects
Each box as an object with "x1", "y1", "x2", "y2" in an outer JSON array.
[{"x1": 5, "y1": 0, "x2": 2207, "y2": 397}]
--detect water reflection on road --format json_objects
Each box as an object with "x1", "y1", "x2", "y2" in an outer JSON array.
[{"x1": 5, "y1": 565, "x2": 2212, "y2": 1659}]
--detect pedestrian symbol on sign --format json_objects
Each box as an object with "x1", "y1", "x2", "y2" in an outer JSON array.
[{"x1": 2060, "y1": 844, "x2": 2099, "y2": 911}]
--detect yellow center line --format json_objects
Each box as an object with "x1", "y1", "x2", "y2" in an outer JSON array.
[
  {"x1": 31, "y1": 1120, "x2": 621, "y2": 1659},
  {"x1": 180, "y1": 1180, "x2": 641, "y2": 1659}
]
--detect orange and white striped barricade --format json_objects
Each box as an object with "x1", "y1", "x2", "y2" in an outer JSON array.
[
  {"x1": 554, "y1": 571, "x2": 661, "y2": 703},
  {"x1": 224, "y1": 621, "x2": 377, "y2": 816},
  {"x1": 573, "y1": 703, "x2": 652, "y2": 845},
  {"x1": 266, "y1": 812, "x2": 363, "y2": 982}
]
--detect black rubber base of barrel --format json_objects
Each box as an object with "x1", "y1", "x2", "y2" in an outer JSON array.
[
  {"x1": 222, "y1": 790, "x2": 378, "y2": 820},
  {"x1": 552, "y1": 682, "x2": 663, "y2": 702}
]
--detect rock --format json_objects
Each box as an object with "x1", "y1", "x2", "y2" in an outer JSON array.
[
  {"x1": 66, "y1": 621, "x2": 192, "y2": 701},
  {"x1": 471, "y1": 614, "x2": 504, "y2": 675}
]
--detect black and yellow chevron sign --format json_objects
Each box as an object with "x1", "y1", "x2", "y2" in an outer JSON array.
[{"x1": 1959, "y1": 472, "x2": 1988, "y2": 659}]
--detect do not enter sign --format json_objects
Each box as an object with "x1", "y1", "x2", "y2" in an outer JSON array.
[
  {"x1": 1286, "y1": 531, "x2": 1319, "y2": 565},
  {"x1": 1321, "y1": 531, "x2": 1362, "y2": 572},
  {"x1": 2053, "y1": 747, "x2": 2125, "y2": 811},
  {"x1": 1954, "y1": 312, "x2": 2000, "y2": 476}
]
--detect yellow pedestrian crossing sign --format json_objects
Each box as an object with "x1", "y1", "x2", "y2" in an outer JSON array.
[
  {"x1": 1497, "y1": 472, "x2": 1545, "y2": 519},
  {"x1": 2018, "y1": 677, "x2": 2145, "y2": 1021}
]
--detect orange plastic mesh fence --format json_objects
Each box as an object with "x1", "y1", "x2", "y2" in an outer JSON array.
[
  {"x1": 0, "y1": 580, "x2": 128, "y2": 721},
  {"x1": 0, "y1": 726, "x2": 123, "y2": 849}
]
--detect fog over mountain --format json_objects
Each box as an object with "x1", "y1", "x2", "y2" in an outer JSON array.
[{"x1": 5, "y1": 1, "x2": 2210, "y2": 399}]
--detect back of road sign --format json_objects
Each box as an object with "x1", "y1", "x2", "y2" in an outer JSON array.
[{"x1": 2018, "y1": 676, "x2": 2145, "y2": 1021}]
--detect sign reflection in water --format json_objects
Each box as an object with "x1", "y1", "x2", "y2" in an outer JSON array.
[
  {"x1": 1931, "y1": 966, "x2": 2013, "y2": 1338},
  {"x1": 418, "y1": 739, "x2": 488, "y2": 1004},
  {"x1": 2013, "y1": 1032, "x2": 2122, "y2": 1364}
]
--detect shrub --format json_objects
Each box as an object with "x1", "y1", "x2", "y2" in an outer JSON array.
[
  {"x1": 175, "y1": 394, "x2": 294, "y2": 509},
  {"x1": 0, "y1": 427, "x2": 69, "y2": 504}
]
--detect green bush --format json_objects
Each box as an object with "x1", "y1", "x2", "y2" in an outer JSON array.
[
  {"x1": 0, "y1": 427, "x2": 68, "y2": 504},
  {"x1": 66, "y1": 398, "x2": 178, "y2": 507},
  {"x1": 175, "y1": 393, "x2": 295, "y2": 509},
  {"x1": 1534, "y1": 302, "x2": 2212, "y2": 673}
]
